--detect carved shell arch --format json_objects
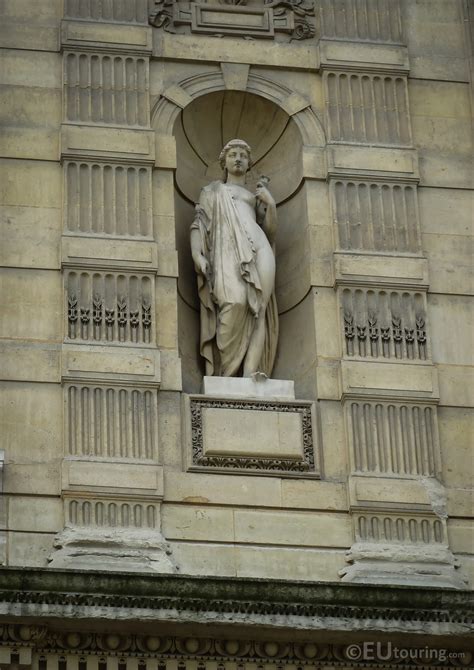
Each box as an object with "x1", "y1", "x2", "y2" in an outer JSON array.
[
  {"x1": 151, "y1": 67, "x2": 325, "y2": 145},
  {"x1": 151, "y1": 66, "x2": 325, "y2": 204}
]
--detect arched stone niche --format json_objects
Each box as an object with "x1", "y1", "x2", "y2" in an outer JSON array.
[{"x1": 152, "y1": 71, "x2": 325, "y2": 396}]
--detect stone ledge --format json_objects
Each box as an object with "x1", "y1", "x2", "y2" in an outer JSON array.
[
  {"x1": 62, "y1": 460, "x2": 164, "y2": 495},
  {"x1": 61, "y1": 20, "x2": 152, "y2": 54},
  {"x1": 62, "y1": 236, "x2": 158, "y2": 272},
  {"x1": 334, "y1": 251, "x2": 429, "y2": 288},
  {"x1": 61, "y1": 124, "x2": 155, "y2": 162},
  {"x1": 0, "y1": 568, "x2": 472, "y2": 635},
  {"x1": 340, "y1": 359, "x2": 439, "y2": 400},
  {"x1": 61, "y1": 344, "x2": 161, "y2": 387},
  {"x1": 327, "y1": 145, "x2": 419, "y2": 180},
  {"x1": 319, "y1": 40, "x2": 409, "y2": 73}
]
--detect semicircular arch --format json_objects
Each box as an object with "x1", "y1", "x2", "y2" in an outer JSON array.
[{"x1": 151, "y1": 68, "x2": 326, "y2": 148}]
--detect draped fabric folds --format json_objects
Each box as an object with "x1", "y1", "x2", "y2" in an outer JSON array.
[{"x1": 191, "y1": 181, "x2": 278, "y2": 377}]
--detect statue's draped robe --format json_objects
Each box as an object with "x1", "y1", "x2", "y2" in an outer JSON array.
[{"x1": 191, "y1": 181, "x2": 278, "y2": 377}]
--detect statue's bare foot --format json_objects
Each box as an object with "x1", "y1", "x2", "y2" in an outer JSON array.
[{"x1": 251, "y1": 371, "x2": 268, "y2": 383}]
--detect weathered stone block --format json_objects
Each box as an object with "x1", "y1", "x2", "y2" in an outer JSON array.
[
  {"x1": 341, "y1": 360, "x2": 438, "y2": 399},
  {"x1": 162, "y1": 505, "x2": 234, "y2": 543},
  {"x1": 61, "y1": 345, "x2": 161, "y2": 386},
  {"x1": 62, "y1": 461, "x2": 164, "y2": 494},
  {"x1": 61, "y1": 20, "x2": 152, "y2": 53},
  {"x1": 234, "y1": 510, "x2": 352, "y2": 547},
  {"x1": 61, "y1": 125, "x2": 155, "y2": 161},
  {"x1": 8, "y1": 496, "x2": 62, "y2": 533},
  {"x1": 0, "y1": 269, "x2": 61, "y2": 341}
]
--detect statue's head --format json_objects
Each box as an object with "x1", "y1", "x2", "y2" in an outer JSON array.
[{"x1": 219, "y1": 139, "x2": 253, "y2": 173}]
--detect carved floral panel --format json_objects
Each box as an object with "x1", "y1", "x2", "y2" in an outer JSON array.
[
  {"x1": 66, "y1": 270, "x2": 154, "y2": 345},
  {"x1": 340, "y1": 288, "x2": 428, "y2": 361}
]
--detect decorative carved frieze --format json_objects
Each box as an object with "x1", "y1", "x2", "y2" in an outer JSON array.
[
  {"x1": 64, "y1": 161, "x2": 153, "y2": 238},
  {"x1": 149, "y1": 0, "x2": 315, "y2": 41},
  {"x1": 320, "y1": 0, "x2": 404, "y2": 44},
  {"x1": 66, "y1": 384, "x2": 158, "y2": 460},
  {"x1": 346, "y1": 400, "x2": 440, "y2": 477},
  {"x1": 0, "y1": 632, "x2": 473, "y2": 670},
  {"x1": 64, "y1": 0, "x2": 149, "y2": 24},
  {"x1": 188, "y1": 396, "x2": 317, "y2": 474},
  {"x1": 65, "y1": 497, "x2": 159, "y2": 528},
  {"x1": 65, "y1": 270, "x2": 153, "y2": 344},
  {"x1": 355, "y1": 512, "x2": 444, "y2": 544},
  {"x1": 340, "y1": 288, "x2": 428, "y2": 361},
  {"x1": 0, "y1": 622, "x2": 472, "y2": 668},
  {"x1": 331, "y1": 179, "x2": 421, "y2": 253},
  {"x1": 64, "y1": 52, "x2": 149, "y2": 126},
  {"x1": 324, "y1": 71, "x2": 411, "y2": 145}
]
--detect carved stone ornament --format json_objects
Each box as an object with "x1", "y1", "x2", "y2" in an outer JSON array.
[
  {"x1": 190, "y1": 140, "x2": 278, "y2": 377},
  {"x1": 149, "y1": 0, "x2": 316, "y2": 41},
  {"x1": 1, "y1": 622, "x2": 472, "y2": 667},
  {"x1": 189, "y1": 396, "x2": 316, "y2": 473}
]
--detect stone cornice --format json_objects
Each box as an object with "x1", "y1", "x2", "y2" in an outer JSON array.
[{"x1": 0, "y1": 568, "x2": 472, "y2": 634}]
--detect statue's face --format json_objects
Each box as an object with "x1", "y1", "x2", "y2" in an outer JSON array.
[{"x1": 224, "y1": 146, "x2": 249, "y2": 176}]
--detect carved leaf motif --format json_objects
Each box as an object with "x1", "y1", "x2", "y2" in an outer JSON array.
[
  {"x1": 404, "y1": 327, "x2": 415, "y2": 343},
  {"x1": 68, "y1": 294, "x2": 78, "y2": 323},
  {"x1": 80, "y1": 307, "x2": 90, "y2": 325},
  {"x1": 142, "y1": 301, "x2": 152, "y2": 329},
  {"x1": 392, "y1": 315, "x2": 403, "y2": 342},
  {"x1": 130, "y1": 310, "x2": 140, "y2": 329},
  {"x1": 117, "y1": 297, "x2": 127, "y2": 327},
  {"x1": 381, "y1": 325, "x2": 391, "y2": 341},
  {"x1": 92, "y1": 294, "x2": 103, "y2": 326},
  {"x1": 343, "y1": 312, "x2": 355, "y2": 339},
  {"x1": 368, "y1": 313, "x2": 379, "y2": 341},
  {"x1": 105, "y1": 308, "x2": 115, "y2": 326},
  {"x1": 356, "y1": 324, "x2": 366, "y2": 340},
  {"x1": 416, "y1": 314, "x2": 427, "y2": 343}
]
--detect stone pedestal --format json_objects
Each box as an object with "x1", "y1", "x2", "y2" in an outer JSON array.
[
  {"x1": 202, "y1": 375, "x2": 295, "y2": 400},
  {"x1": 185, "y1": 377, "x2": 318, "y2": 477}
]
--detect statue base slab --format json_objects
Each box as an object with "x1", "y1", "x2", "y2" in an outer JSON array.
[{"x1": 202, "y1": 375, "x2": 295, "y2": 400}]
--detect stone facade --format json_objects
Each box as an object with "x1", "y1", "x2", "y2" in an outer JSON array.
[{"x1": 0, "y1": 0, "x2": 473, "y2": 664}]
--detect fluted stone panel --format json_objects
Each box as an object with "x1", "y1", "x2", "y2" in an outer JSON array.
[
  {"x1": 65, "y1": 161, "x2": 153, "y2": 238},
  {"x1": 66, "y1": 384, "x2": 158, "y2": 460},
  {"x1": 332, "y1": 180, "x2": 420, "y2": 252},
  {"x1": 325, "y1": 72, "x2": 411, "y2": 145},
  {"x1": 347, "y1": 400, "x2": 440, "y2": 477}
]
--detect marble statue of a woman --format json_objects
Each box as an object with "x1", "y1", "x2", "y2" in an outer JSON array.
[{"x1": 190, "y1": 139, "x2": 278, "y2": 377}]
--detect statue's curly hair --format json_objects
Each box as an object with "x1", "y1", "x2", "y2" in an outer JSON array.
[{"x1": 219, "y1": 139, "x2": 252, "y2": 170}]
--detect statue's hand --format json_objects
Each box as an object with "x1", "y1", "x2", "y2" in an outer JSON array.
[
  {"x1": 255, "y1": 185, "x2": 275, "y2": 207},
  {"x1": 195, "y1": 254, "x2": 211, "y2": 280}
]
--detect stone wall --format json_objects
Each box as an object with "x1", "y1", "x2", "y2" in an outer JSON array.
[{"x1": 0, "y1": 0, "x2": 472, "y2": 589}]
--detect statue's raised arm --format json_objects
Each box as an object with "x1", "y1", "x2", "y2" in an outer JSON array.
[{"x1": 190, "y1": 139, "x2": 278, "y2": 378}]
